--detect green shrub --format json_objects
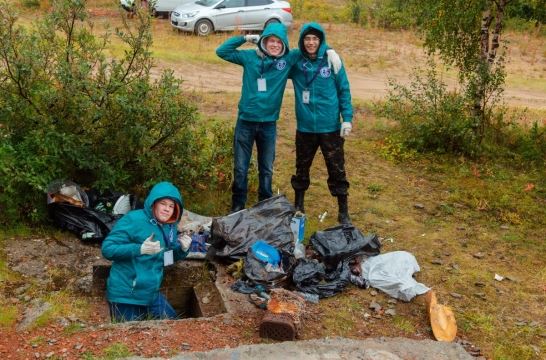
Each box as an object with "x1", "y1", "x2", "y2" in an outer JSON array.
[
  {"x1": 341, "y1": 0, "x2": 415, "y2": 29},
  {"x1": 381, "y1": 62, "x2": 479, "y2": 155},
  {"x1": 291, "y1": 0, "x2": 345, "y2": 23},
  {"x1": 485, "y1": 113, "x2": 546, "y2": 167},
  {"x1": 0, "y1": 0, "x2": 232, "y2": 224},
  {"x1": 21, "y1": 0, "x2": 40, "y2": 8}
]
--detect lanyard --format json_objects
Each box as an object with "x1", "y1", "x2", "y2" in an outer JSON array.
[
  {"x1": 260, "y1": 57, "x2": 277, "y2": 78},
  {"x1": 303, "y1": 58, "x2": 327, "y2": 88},
  {"x1": 158, "y1": 224, "x2": 173, "y2": 249}
]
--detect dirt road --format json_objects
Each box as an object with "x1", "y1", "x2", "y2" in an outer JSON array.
[{"x1": 154, "y1": 61, "x2": 546, "y2": 109}]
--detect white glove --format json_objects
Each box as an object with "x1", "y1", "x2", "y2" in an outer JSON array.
[
  {"x1": 178, "y1": 234, "x2": 192, "y2": 252},
  {"x1": 140, "y1": 234, "x2": 161, "y2": 255},
  {"x1": 244, "y1": 34, "x2": 260, "y2": 44},
  {"x1": 326, "y1": 49, "x2": 342, "y2": 74},
  {"x1": 340, "y1": 122, "x2": 352, "y2": 138}
]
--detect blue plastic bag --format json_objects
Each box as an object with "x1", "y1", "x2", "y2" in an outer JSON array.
[{"x1": 250, "y1": 240, "x2": 281, "y2": 266}]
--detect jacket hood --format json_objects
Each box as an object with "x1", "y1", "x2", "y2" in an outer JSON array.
[
  {"x1": 143, "y1": 181, "x2": 184, "y2": 223},
  {"x1": 298, "y1": 22, "x2": 328, "y2": 59},
  {"x1": 258, "y1": 22, "x2": 289, "y2": 57}
]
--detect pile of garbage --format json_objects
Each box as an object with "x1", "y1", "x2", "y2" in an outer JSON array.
[
  {"x1": 46, "y1": 180, "x2": 139, "y2": 242},
  {"x1": 46, "y1": 185, "x2": 456, "y2": 342},
  {"x1": 208, "y1": 195, "x2": 456, "y2": 342}
]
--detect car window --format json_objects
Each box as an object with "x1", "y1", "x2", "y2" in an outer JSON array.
[
  {"x1": 196, "y1": 0, "x2": 219, "y2": 6},
  {"x1": 246, "y1": 0, "x2": 273, "y2": 5},
  {"x1": 221, "y1": 0, "x2": 245, "y2": 8}
]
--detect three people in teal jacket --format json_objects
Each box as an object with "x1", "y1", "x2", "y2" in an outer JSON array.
[
  {"x1": 102, "y1": 181, "x2": 192, "y2": 322},
  {"x1": 289, "y1": 22, "x2": 353, "y2": 224}
]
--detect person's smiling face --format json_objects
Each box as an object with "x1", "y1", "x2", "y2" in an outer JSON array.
[
  {"x1": 303, "y1": 34, "x2": 320, "y2": 57},
  {"x1": 265, "y1": 36, "x2": 283, "y2": 57},
  {"x1": 153, "y1": 198, "x2": 175, "y2": 223}
]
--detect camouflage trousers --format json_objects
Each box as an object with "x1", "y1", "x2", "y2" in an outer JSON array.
[{"x1": 291, "y1": 130, "x2": 349, "y2": 196}]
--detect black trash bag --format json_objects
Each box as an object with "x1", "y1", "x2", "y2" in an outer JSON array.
[
  {"x1": 244, "y1": 246, "x2": 297, "y2": 287},
  {"x1": 211, "y1": 195, "x2": 296, "y2": 259},
  {"x1": 47, "y1": 203, "x2": 119, "y2": 242},
  {"x1": 292, "y1": 258, "x2": 351, "y2": 298},
  {"x1": 86, "y1": 189, "x2": 140, "y2": 214},
  {"x1": 310, "y1": 225, "x2": 381, "y2": 265},
  {"x1": 46, "y1": 180, "x2": 139, "y2": 242}
]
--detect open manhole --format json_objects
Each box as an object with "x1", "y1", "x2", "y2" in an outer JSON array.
[{"x1": 92, "y1": 260, "x2": 226, "y2": 320}]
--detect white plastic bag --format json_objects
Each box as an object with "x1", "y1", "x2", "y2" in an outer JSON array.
[{"x1": 361, "y1": 251, "x2": 430, "y2": 302}]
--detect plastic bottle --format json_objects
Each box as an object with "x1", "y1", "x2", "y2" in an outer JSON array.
[{"x1": 293, "y1": 242, "x2": 305, "y2": 259}]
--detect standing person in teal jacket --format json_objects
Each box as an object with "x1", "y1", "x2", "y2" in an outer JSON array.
[
  {"x1": 289, "y1": 22, "x2": 354, "y2": 224},
  {"x1": 101, "y1": 181, "x2": 192, "y2": 322},
  {"x1": 216, "y1": 24, "x2": 341, "y2": 213},
  {"x1": 216, "y1": 23, "x2": 295, "y2": 213}
]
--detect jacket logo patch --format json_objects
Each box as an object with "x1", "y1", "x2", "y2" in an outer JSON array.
[
  {"x1": 320, "y1": 67, "x2": 331, "y2": 78},
  {"x1": 276, "y1": 59, "x2": 287, "y2": 70}
]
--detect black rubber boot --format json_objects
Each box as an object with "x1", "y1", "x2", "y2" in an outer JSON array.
[
  {"x1": 337, "y1": 195, "x2": 351, "y2": 224},
  {"x1": 294, "y1": 190, "x2": 305, "y2": 213},
  {"x1": 230, "y1": 203, "x2": 245, "y2": 214}
]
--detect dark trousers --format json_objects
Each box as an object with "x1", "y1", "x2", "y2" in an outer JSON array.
[
  {"x1": 108, "y1": 293, "x2": 176, "y2": 322},
  {"x1": 232, "y1": 119, "x2": 277, "y2": 208},
  {"x1": 291, "y1": 130, "x2": 349, "y2": 196}
]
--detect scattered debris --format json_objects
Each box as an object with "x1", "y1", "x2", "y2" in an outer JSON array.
[
  {"x1": 457, "y1": 339, "x2": 483, "y2": 357},
  {"x1": 494, "y1": 274, "x2": 504, "y2": 281},
  {"x1": 385, "y1": 308, "x2": 396, "y2": 316},
  {"x1": 504, "y1": 275, "x2": 521, "y2": 282},
  {"x1": 472, "y1": 252, "x2": 485, "y2": 259},
  {"x1": 413, "y1": 203, "x2": 425, "y2": 210},
  {"x1": 318, "y1": 211, "x2": 328, "y2": 222},
  {"x1": 450, "y1": 292, "x2": 463, "y2": 299},
  {"x1": 369, "y1": 301, "x2": 382, "y2": 312},
  {"x1": 431, "y1": 259, "x2": 443, "y2": 265}
]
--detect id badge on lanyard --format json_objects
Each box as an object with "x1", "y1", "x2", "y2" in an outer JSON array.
[
  {"x1": 164, "y1": 250, "x2": 174, "y2": 266},
  {"x1": 258, "y1": 78, "x2": 267, "y2": 92},
  {"x1": 302, "y1": 90, "x2": 310, "y2": 104},
  {"x1": 160, "y1": 225, "x2": 174, "y2": 266}
]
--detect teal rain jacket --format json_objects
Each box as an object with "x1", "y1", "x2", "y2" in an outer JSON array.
[
  {"x1": 289, "y1": 22, "x2": 353, "y2": 133},
  {"x1": 102, "y1": 181, "x2": 187, "y2": 306},
  {"x1": 216, "y1": 23, "x2": 299, "y2": 122}
]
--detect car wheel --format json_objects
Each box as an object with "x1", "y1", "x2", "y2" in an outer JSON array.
[
  {"x1": 265, "y1": 18, "x2": 280, "y2": 27},
  {"x1": 195, "y1": 19, "x2": 213, "y2": 36}
]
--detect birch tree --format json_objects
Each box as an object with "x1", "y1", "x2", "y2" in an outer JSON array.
[{"x1": 410, "y1": 0, "x2": 512, "y2": 139}]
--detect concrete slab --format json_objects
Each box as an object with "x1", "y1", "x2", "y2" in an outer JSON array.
[{"x1": 128, "y1": 337, "x2": 473, "y2": 360}]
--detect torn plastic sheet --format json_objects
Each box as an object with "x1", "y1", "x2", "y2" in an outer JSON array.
[
  {"x1": 361, "y1": 251, "x2": 430, "y2": 302},
  {"x1": 211, "y1": 195, "x2": 296, "y2": 259},
  {"x1": 178, "y1": 209, "x2": 213, "y2": 234}
]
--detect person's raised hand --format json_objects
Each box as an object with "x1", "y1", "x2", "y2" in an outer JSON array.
[
  {"x1": 140, "y1": 233, "x2": 161, "y2": 255},
  {"x1": 244, "y1": 34, "x2": 260, "y2": 44}
]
